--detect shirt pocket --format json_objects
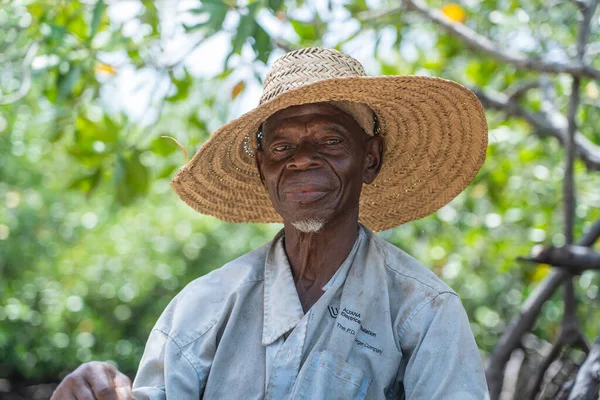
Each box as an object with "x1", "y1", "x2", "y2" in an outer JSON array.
[{"x1": 291, "y1": 350, "x2": 371, "y2": 400}]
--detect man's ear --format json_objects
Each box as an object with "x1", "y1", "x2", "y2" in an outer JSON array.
[
  {"x1": 255, "y1": 151, "x2": 266, "y2": 186},
  {"x1": 363, "y1": 136, "x2": 384, "y2": 184}
]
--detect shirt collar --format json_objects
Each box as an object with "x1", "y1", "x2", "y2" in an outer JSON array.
[{"x1": 261, "y1": 226, "x2": 366, "y2": 346}]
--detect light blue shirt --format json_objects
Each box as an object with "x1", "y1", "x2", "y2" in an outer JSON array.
[{"x1": 132, "y1": 226, "x2": 489, "y2": 399}]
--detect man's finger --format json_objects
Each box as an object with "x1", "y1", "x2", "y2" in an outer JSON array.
[
  {"x1": 116, "y1": 386, "x2": 135, "y2": 400},
  {"x1": 83, "y1": 362, "x2": 119, "y2": 400},
  {"x1": 50, "y1": 385, "x2": 78, "y2": 400},
  {"x1": 69, "y1": 378, "x2": 96, "y2": 400},
  {"x1": 51, "y1": 375, "x2": 93, "y2": 400},
  {"x1": 114, "y1": 372, "x2": 134, "y2": 400}
]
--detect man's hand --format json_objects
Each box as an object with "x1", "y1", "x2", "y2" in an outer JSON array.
[{"x1": 51, "y1": 361, "x2": 134, "y2": 400}]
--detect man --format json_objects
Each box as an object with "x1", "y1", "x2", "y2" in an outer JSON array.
[{"x1": 52, "y1": 47, "x2": 489, "y2": 399}]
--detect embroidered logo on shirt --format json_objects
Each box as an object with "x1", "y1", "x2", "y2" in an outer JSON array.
[
  {"x1": 330, "y1": 307, "x2": 383, "y2": 355},
  {"x1": 340, "y1": 307, "x2": 361, "y2": 323}
]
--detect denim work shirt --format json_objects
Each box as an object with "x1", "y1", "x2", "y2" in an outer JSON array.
[{"x1": 132, "y1": 226, "x2": 489, "y2": 399}]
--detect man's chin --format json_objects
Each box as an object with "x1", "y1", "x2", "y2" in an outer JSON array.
[{"x1": 291, "y1": 218, "x2": 326, "y2": 233}]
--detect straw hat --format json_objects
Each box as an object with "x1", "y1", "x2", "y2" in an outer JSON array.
[{"x1": 170, "y1": 47, "x2": 488, "y2": 231}]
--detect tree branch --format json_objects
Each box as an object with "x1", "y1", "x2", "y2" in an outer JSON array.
[
  {"x1": 486, "y1": 2, "x2": 599, "y2": 396},
  {"x1": 565, "y1": 75, "x2": 579, "y2": 245},
  {"x1": 475, "y1": 89, "x2": 600, "y2": 171},
  {"x1": 568, "y1": 0, "x2": 588, "y2": 11},
  {"x1": 580, "y1": 217, "x2": 600, "y2": 247},
  {"x1": 0, "y1": 42, "x2": 39, "y2": 105},
  {"x1": 399, "y1": 0, "x2": 600, "y2": 80},
  {"x1": 568, "y1": 334, "x2": 600, "y2": 399},
  {"x1": 272, "y1": 38, "x2": 299, "y2": 53},
  {"x1": 486, "y1": 217, "x2": 600, "y2": 399},
  {"x1": 529, "y1": 335, "x2": 566, "y2": 400},
  {"x1": 564, "y1": 0, "x2": 595, "y2": 245},
  {"x1": 531, "y1": 2, "x2": 597, "y2": 396},
  {"x1": 557, "y1": 378, "x2": 576, "y2": 400},
  {"x1": 528, "y1": 301, "x2": 590, "y2": 399},
  {"x1": 506, "y1": 80, "x2": 540, "y2": 102},
  {"x1": 486, "y1": 269, "x2": 569, "y2": 399},
  {"x1": 519, "y1": 245, "x2": 600, "y2": 272}
]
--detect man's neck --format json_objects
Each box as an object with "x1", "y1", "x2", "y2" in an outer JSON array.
[{"x1": 283, "y1": 214, "x2": 359, "y2": 312}]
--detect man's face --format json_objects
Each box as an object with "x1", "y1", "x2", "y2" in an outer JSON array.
[{"x1": 255, "y1": 103, "x2": 383, "y2": 228}]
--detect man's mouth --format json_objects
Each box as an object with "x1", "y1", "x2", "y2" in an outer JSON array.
[{"x1": 284, "y1": 189, "x2": 330, "y2": 202}]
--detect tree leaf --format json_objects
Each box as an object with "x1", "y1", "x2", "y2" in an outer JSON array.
[
  {"x1": 114, "y1": 152, "x2": 149, "y2": 205},
  {"x1": 150, "y1": 136, "x2": 180, "y2": 156},
  {"x1": 441, "y1": 3, "x2": 466, "y2": 23},
  {"x1": 140, "y1": 0, "x2": 160, "y2": 36},
  {"x1": 166, "y1": 69, "x2": 193, "y2": 102},
  {"x1": 225, "y1": 4, "x2": 260, "y2": 66},
  {"x1": 57, "y1": 65, "x2": 82, "y2": 102},
  {"x1": 89, "y1": 0, "x2": 106, "y2": 38},
  {"x1": 186, "y1": 1, "x2": 229, "y2": 34},
  {"x1": 267, "y1": 0, "x2": 283, "y2": 13},
  {"x1": 127, "y1": 151, "x2": 150, "y2": 196},
  {"x1": 231, "y1": 81, "x2": 245, "y2": 99},
  {"x1": 290, "y1": 19, "x2": 317, "y2": 41},
  {"x1": 68, "y1": 167, "x2": 103, "y2": 197},
  {"x1": 254, "y1": 23, "x2": 272, "y2": 63},
  {"x1": 231, "y1": 15, "x2": 257, "y2": 56},
  {"x1": 156, "y1": 164, "x2": 178, "y2": 179}
]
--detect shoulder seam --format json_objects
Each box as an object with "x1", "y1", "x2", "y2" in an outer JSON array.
[
  {"x1": 157, "y1": 277, "x2": 264, "y2": 351},
  {"x1": 152, "y1": 328, "x2": 203, "y2": 382},
  {"x1": 397, "y1": 292, "x2": 458, "y2": 341},
  {"x1": 373, "y1": 236, "x2": 454, "y2": 295}
]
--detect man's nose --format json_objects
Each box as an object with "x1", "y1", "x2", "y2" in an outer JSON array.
[{"x1": 286, "y1": 142, "x2": 323, "y2": 170}]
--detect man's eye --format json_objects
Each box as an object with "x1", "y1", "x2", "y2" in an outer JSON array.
[
  {"x1": 323, "y1": 139, "x2": 342, "y2": 145},
  {"x1": 273, "y1": 145, "x2": 292, "y2": 152}
]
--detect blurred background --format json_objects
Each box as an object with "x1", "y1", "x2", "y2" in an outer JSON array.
[{"x1": 1, "y1": 0, "x2": 599, "y2": 399}]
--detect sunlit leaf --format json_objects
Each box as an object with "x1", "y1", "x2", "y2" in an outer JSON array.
[
  {"x1": 231, "y1": 81, "x2": 245, "y2": 99},
  {"x1": 166, "y1": 69, "x2": 193, "y2": 102},
  {"x1": 156, "y1": 164, "x2": 178, "y2": 179},
  {"x1": 140, "y1": 0, "x2": 160, "y2": 36},
  {"x1": 441, "y1": 3, "x2": 466, "y2": 23},
  {"x1": 290, "y1": 19, "x2": 317, "y2": 41},
  {"x1": 531, "y1": 263, "x2": 551, "y2": 282},
  {"x1": 67, "y1": 14, "x2": 89, "y2": 40},
  {"x1": 150, "y1": 136, "x2": 180, "y2": 156},
  {"x1": 94, "y1": 63, "x2": 116, "y2": 76},
  {"x1": 584, "y1": 82, "x2": 599, "y2": 99}
]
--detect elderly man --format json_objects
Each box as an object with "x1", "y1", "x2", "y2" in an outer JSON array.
[{"x1": 52, "y1": 48, "x2": 489, "y2": 399}]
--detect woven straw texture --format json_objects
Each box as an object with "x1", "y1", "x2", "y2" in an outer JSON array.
[{"x1": 170, "y1": 48, "x2": 488, "y2": 232}]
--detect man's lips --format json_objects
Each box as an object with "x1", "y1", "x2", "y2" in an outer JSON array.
[{"x1": 283, "y1": 188, "x2": 330, "y2": 202}]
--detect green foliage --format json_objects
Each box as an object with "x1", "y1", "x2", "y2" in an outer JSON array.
[{"x1": 1, "y1": 0, "x2": 599, "y2": 383}]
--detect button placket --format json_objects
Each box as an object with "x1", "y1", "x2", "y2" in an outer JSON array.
[{"x1": 265, "y1": 315, "x2": 309, "y2": 399}]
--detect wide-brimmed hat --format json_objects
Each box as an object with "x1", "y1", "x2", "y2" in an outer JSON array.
[{"x1": 170, "y1": 47, "x2": 488, "y2": 231}]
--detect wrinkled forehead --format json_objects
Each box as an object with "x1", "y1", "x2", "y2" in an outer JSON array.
[
  {"x1": 262, "y1": 102, "x2": 367, "y2": 138},
  {"x1": 264, "y1": 103, "x2": 350, "y2": 127}
]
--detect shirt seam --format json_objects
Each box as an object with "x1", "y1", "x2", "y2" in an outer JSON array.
[
  {"x1": 152, "y1": 328, "x2": 203, "y2": 383},
  {"x1": 397, "y1": 292, "x2": 457, "y2": 342},
  {"x1": 156, "y1": 277, "x2": 266, "y2": 381},
  {"x1": 373, "y1": 237, "x2": 452, "y2": 296},
  {"x1": 165, "y1": 277, "x2": 265, "y2": 349}
]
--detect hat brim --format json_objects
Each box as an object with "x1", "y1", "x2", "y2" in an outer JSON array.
[{"x1": 170, "y1": 75, "x2": 487, "y2": 232}]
